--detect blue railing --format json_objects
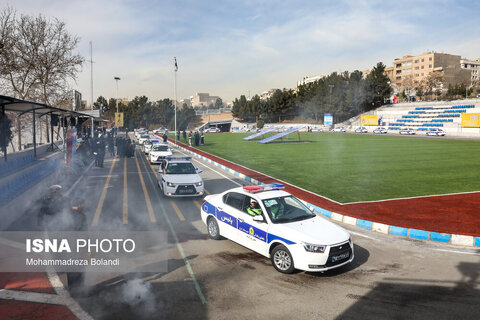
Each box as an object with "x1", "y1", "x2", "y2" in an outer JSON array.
[
  {"x1": 0, "y1": 154, "x2": 35, "y2": 177},
  {"x1": 0, "y1": 159, "x2": 59, "y2": 207}
]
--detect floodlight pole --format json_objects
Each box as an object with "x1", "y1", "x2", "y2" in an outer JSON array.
[
  {"x1": 90, "y1": 41, "x2": 94, "y2": 138},
  {"x1": 114, "y1": 77, "x2": 121, "y2": 113},
  {"x1": 174, "y1": 58, "x2": 177, "y2": 145}
]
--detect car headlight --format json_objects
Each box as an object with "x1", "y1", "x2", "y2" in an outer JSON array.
[
  {"x1": 303, "y1": 242, "x2": 326, "y2": 253},
  {"x1": 195, "y1": 181, "x2": 203, "y2": 186},
  {"x1": 167, "y1": 182, "x2": 175, "y2": 187}
]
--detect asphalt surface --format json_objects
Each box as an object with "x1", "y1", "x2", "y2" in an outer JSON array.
[{"x1": 8, "y1": 137, "x2": 479, "y2": 320}]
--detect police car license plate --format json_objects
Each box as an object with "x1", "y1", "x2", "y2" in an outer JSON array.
[{"x1": 331, "y1": 252, "x2": 349, "y2": 262}]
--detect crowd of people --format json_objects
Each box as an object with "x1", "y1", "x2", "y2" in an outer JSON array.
[{"x1": 176, "y1": 130, "x2": 205, "y2": 147}]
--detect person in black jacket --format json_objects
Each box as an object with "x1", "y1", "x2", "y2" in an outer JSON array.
[{"x1": 194, "y1": 131, "x2": 199, "y2": 146}]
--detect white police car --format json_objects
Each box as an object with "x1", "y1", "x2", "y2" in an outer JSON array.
[
  {"x1": 158, "y1": 157, "x2": 204, "y2": 197},
  {"x1": 149, "y1": 144, "x2": 173, "y2": 164},
  {"x1": 426, "y1": 128, "x2": 446, "y2": 136},
  {"x1": 373, "y1": 127, "x2": 387, "y2": 134},
  {"x1": 355, "y1": 126, "x2": 368, "y2": 133},
  {"x1": 399, "y1": 127, "x2": 416, "y2": 135},
  {"x1": 201, "y1": 184, "x2": 354, "y2": 274}
]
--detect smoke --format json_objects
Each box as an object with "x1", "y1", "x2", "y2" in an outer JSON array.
[{"x1": 120, "y1": 278, "x2": 156, "y2": 313}]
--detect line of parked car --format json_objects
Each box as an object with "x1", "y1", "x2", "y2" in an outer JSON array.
[{"x1": 329, "y1": 126, "x2": 446, "y2": 136}]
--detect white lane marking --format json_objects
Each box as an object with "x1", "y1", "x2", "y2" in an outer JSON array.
[
  {"x1": 432, "y1": 248, "x2": 480, "y2": 256},
  {"x1": 343, "y1": 190, "x2": 480, "y2": 205},
  {"x1": 176, "y1": 150, "x2": 243, "y2": 187},
  {"x1": 348, "y1": 230, "x2": 377, "y2": 240},
  {"x1": 137, "y1": 148, "x2": 206, "y2": 305},
  {"x1": 65, "y1": 160, "x2": 95, "y2": 196},
  {"x1": 0, "y1": 237, "x2": 25, "y2": 250},
  {"x1": 0, "y1": 288, "x2": 65, "y2": 305},
  {"x1": 47, "y1": 271, "x2": 95, "y2": 320}
]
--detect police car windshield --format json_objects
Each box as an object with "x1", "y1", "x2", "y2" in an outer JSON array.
[
  {"x1": 262, "y1": 195, "x2": 315, "y2": 223},
  {"x1": 166, "y1": 162, "x2": 196, "y2": 174},
  {"x1": 153, "y1": 145, "x2": 169, "y2": 151}
]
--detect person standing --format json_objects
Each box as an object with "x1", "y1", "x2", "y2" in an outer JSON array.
[
  {"x1": 182, "y1": 130, "x2": 187, "y2": 143},
  {"x1": 188, "y1": 131, "x2": 193, "y2": 147},
  {"x1": 194, "y1": 131, "x2": 199, "y2": 146},
  {"x1": 200, "y1": 130, "x2": 205, "y2": 145},
  {"x1": 163, "y1": 133, "x2": 168, "y2": 143},
  {"x1": 176, "y1": 130, "x2": 180, "y2": 143}
]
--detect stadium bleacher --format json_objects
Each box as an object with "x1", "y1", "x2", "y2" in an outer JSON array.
[{"x1": 386, "y1": 104, "x2": 477, "y2": 132}]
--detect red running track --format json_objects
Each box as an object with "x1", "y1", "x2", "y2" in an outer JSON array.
[{"x1": 172, "y1": 139, "x2": 480, "y2": 237}]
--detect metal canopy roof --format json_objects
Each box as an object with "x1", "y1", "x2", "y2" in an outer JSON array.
[
  {"x1": 1, "y1": 95, "x2": 93, "y2": 161},
  {"x1": 0, "y1": 95, "x2": 91, "y2": 118}
]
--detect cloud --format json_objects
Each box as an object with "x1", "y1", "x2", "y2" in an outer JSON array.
[{"x1": 4, "y1": 0, "x2": 480, "y2": 103}]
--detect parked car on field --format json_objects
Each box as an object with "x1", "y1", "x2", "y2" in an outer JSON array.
[
  {"x1": 205, "y1": 127, "x2": 221, "y2": 133},
  {"x1": 311, "y1": 127, "x2": 322, "y2": 132},
  {"x1": 201, "y1": 183, "x2": 354, "y2": 274},
  {"x1": 332, "y1": 127, "x2": 346, "y2": 133},
  {"x1": 426, "y1": 128, "x2": 446, "y2": 136},
  {"x1": 355, "y1": 127, "x2": 368, "y2": 133},
  {"x1": 373, "y1": 127, "x2": 388, "y2": 134},
  {"x1": 399, "y1": 128, "x2": 416, "y2": 135}
]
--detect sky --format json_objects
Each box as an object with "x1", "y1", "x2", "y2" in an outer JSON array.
[{"x1": 4, "y1": 0, "x2": 480, "y2": 104}]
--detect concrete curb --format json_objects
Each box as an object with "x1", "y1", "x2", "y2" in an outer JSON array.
[{"x1": 173, "y1": 142, "x2": 480, "y2": 248}]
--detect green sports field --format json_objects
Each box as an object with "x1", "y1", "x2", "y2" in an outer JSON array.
[{"x1": 195, "y1": 132, "x2": 480, "y2": 203}]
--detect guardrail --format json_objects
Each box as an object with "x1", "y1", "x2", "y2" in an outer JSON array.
[
  {"x1": 0, "y1": 154, "x2": 35, "y2": 177},
  {"x1": 0, "y1": 158, "x2": 60, "y2": 207}
]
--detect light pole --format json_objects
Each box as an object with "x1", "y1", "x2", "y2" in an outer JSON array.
[{"x1": 114, "y1": 77, "x2": 121, "y2": 113}]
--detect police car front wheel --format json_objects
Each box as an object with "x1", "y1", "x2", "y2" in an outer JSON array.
[
  {"x1": 271, "y1": 245, "x2": 295, "y2": 274},
  {"x1": 207, "y1": 217, "x2": 221, "y2": 240}
]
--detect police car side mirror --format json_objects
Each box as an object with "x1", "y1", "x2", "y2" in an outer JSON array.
[
  {"x1": 252, "y1": 215, "x2": 265, "y2": 223},
  {"x1": 196, "y1": 168, "x2": 203, "y2": 174}
]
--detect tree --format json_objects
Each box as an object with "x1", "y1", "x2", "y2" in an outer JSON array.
[
  {"x1": 214, "y1": 97, "x2": 223, "y2": 109},
  {"x1": 365, "y1": 62, "x2": 392, "y2": 110},
  {"x1": 0, "y1": 7, "x2": 83, "y2": 148},
  {"x1": 422, "y1": 72, "x2": 445, "y2": 99}
]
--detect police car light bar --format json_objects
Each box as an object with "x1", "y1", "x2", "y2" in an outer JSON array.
[
  {"x1": 166, "y1": 156, "x2": 191, "y2": 161},
  {"x1": 243, "y1": 183, "x2": 285, "y2": 193}
]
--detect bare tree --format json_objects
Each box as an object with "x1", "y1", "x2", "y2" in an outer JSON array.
[
  {"x1": 422, "y1": 72, "x2": 445, "y2": 100},
  {"x1": 0, "y1": 7, "x2": 84, "y2": 149}
]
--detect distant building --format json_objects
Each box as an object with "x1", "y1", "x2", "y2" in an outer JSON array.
[
  {"x1": 190, "y1": 93, "x2": 221, "y2": 107},
  {"x1": 460, "y1": 58, "x2": 480, "y2": 84},
  {"x1": 179, "y1": 99, "x2": 192, "y2": 107},
  {"x1": 119, "y1": 98, "x2": 129, "y2": 105},
  {"x1": 389, "y1": 52, "x2": 470, "y2": 90},
  {"x1": 297, "y1": 75, "x2": 324, "y2": 86},
  {"x1": 259, "y1": 89, "x2": 277, "y2": 100},
  {"x1": 361, "y1": 70, "x2": 371, "y2": 79}
]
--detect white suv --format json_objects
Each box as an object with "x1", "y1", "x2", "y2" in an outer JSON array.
[{"x1": 201, "y1": 184, "x2": 354, "y2": 274}]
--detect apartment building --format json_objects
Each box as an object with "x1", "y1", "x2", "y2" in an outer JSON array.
[
  {"x1": 461, "y1": 58, "x2": 480, "y2": 84},
  {"x1": 190, "y1": 93, "x2": 220, "y2": 107},
  {"x1": 297, "y1": 75, "x2": 324, "y2": 86},
  {"x1": 259, "y1": 89, "x2": 277, "y2": 100},
  {"x1": 390, "y1": 52, "x2": 470, "y2": 90}
]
